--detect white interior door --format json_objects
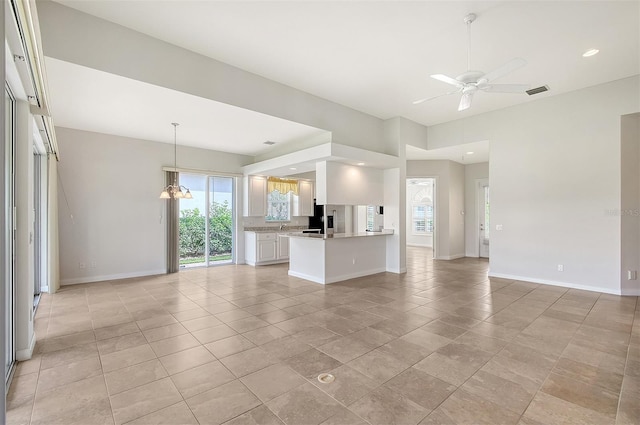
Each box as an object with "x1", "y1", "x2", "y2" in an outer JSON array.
[{"x1": 478, "y1": 180, "x2": 490, "y2": 258}]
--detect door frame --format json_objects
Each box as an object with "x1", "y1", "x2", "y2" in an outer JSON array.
[
  {"x1": 476, "y1": 178, "x2": 489, "y2": 258},
  {"x1": 405, "y1": 177, "x2": 437, "y2": 260}
]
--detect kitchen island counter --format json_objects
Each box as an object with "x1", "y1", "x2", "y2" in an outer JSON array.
[{"x1": 287, "y1": 230, "x2": 394, "y2": 284}]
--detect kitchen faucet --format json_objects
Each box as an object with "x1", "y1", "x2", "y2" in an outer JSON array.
[{"x1": 279, "y1": 223, "x2": 286, "y2": 230}]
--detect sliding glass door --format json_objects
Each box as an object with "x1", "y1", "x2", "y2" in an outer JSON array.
[{"x1": 178, "y1": 173, "x2": 234, "y2": 268}]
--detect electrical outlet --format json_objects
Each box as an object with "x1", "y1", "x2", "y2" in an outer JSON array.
[
  {"x1": 352, "y1": 258, "x2": 356, "y2": 265},
  {"x1": 496, "y1": 224, "x2": 503, "y2": 231},
  {"x1": 557, "y1": 264, "x2": 564, "y2": 272},
  {"x1": 629, "y1": 270, "x2": 638, "y2": 280},
  {"x1": 79, "y1": 262, "x2": 86, "y2": 269},
  {"x1": 90, "y1": 261, "x2": 97, "y2": 268}
]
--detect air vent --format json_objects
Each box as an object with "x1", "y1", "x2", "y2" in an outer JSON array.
[
  {"x1": 526, "y1": 85, "x2": 549, "y2": 96},
  {"x1": 263, "y1": 141, "x2": 276, "y2": 145}
]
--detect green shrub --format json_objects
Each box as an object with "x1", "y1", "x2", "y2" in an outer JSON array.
[{"x1": 179, "y1": 201, "x2": 232, "y2": 258}]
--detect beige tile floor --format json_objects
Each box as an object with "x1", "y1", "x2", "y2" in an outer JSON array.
[{"x1": 6, "y1": 246, "x2": 640, "y2": 425}]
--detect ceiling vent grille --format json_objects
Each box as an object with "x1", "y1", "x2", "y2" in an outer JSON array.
[
  {"x1": 526, "y1": 85, "x2": 550, "y2": 96},
  {"x1": 263, "y1": 141, "x2": 276, "y2": 145}
]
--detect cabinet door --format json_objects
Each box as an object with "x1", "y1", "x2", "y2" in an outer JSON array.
[
  {"x1": 294, "y1": 180, "x2": 314, "y2": 216},
  {"x1": 300, "y1": 181, "x2": 314, "y2": 216},
  {"x1": 257, "y1": 240, "x2": 277, "y2": 262},
  {"x1": 245, "y1": 175, "x2": 267, "y2": 217},
  {"x1": 277, "y1": 235, "x2": 290, "y2": 259}
]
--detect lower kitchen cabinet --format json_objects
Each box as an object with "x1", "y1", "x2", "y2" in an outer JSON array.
[{"x1": 245, "y1": 231, "x2": 290, "y2": 266}]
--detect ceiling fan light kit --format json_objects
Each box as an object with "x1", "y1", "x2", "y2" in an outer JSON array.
[{"x1": 414, "y1": 12, "x2": 531, "y2": 111}]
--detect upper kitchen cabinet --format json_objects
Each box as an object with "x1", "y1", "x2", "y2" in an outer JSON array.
[
  {"x1": 243, "y1": 175, "x2": 267, "y2": 217},
  {"x1": 293, "y1": 180, "x2": 314, "y2": 216}
]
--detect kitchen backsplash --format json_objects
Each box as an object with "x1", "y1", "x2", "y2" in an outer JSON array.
[{"x1": 242, "y1": 215, "x2": 309, "y2": 229}]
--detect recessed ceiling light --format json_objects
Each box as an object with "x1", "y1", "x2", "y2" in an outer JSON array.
[
  {"x1": 289, "y1": 167, "x2": 297, "y2": 170},
  {"x1": 582, "y1": 49, "x2": 599, "y2": 57},
  {"x1": 466, "y1": 151, "x2": 474, "y2": 155},
  {"x1": 357, "y1": 162, "x2": 365, "y2": 166}
]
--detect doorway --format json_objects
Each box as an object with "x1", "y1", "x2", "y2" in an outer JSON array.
[
  {"x1": 478, "y1": 179, "x2": 490, "y2": 258},
  {"x1": 178, "y1": 173, "x2": 234, "y2": 268},
  {"x1": 406, "y1": 178, "x2": 436, "y2": 259}
]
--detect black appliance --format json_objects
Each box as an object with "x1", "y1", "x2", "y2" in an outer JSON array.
[{"x1": 308, "y1": 199, "x2": 324, "y2": 234}]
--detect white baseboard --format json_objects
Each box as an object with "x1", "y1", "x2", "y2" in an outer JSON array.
[
  {"x1": 16, "y1": 332, "x2": 36, "y2": 361},
  {"x1": 621, "y1": 288, "x2": 640, "y2": 296},
  {"x1": 289, "y1": 267, "x2": 387, "y2": 285},
  {"x1": 437, "y1": 254, "x2": 466, "y2": 260},
  {"x1": 386, "y1": 267, "x2": 407, "y2": 274},
  {"x1": 488, "y1": 272, "x2": 622, "y2": 295},
  {"x1": 60, "y1": 269, "x2": 167, "y2": 286},
  {"x1": 407, "y1": 243, "x2": 432, "y2": 248},
  {"x1": 326, "y1": 268, "x2": 387, "y2": 284},
  {"x1": 288, "y1": 270, "x2": 324, "y2": 284}
]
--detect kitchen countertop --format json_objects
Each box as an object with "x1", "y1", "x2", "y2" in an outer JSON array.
[
  {"x1": 244, "y1": 227, "x2": 320, "y2": 234},
  {"x1": 286, "y1": 230, "x2": 394, "y2": 239}
]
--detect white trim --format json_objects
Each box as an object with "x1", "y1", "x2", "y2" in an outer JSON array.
[
  {"x1": 288, "y1": 270, "x2": 324, "y2": 284},
  {"x1": 407, "y1": 243, "x2": 432, "y2": 248},
  {"x1": 488, "y1": 272, "x2": 622, "y2": 295},
  {"x1": 162, "y1": 166, "x2": 242, "y2": 177},
  {"x1": 289, "y1": 267, "x2": 387, "y2": 284},
  {"x1": 438, "y1": 254, "x2": 466, "y2": 260},
  {"x1": 60, "y1": 269, "x2": 166, "y2": 286},
  {"x1": 16, "y1": 332, "x2": 36, "y2": 361},
  {"x1": 386, "y1": 266, "x2": 407, "y2": 274}
]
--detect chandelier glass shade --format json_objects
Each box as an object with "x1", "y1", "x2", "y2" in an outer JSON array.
[{"x1": 160, "y1": 123, "x2": 192, "y2": 200}]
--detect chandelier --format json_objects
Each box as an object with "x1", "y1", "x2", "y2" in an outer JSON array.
[{"x1": 159, "y1": 122, "x2": 192, "y2": 199}]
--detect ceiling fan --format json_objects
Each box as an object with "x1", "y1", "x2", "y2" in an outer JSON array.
[{"x1": 413, "y1": 13, "x2": 530, "y2": 111}]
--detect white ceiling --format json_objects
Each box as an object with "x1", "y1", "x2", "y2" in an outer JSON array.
[
  {"x1": 44, "y1": 57, "x2": 329, "y2": 155},
  {"x1": 47, "y1": 1, "x2": 639, "y2": 158},
  {"x1": 407, "y1": 141, "x2": 490, "y2": 165}
]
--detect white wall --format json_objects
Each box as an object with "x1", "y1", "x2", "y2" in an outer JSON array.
[
  {"x1": 464, "y1": 162, "x2": 490, "y2": 257},
  {"x1": 38, "y1": 1, "x2": 387, "y2": 156},
  {"x1": 56, "y1": 127, "x2": 252, "y2": 285},
  {"x1": 428, "y1": 76, "x2": 640, "y2": 294},
  {"x1": 621, "y1": 113, "x2": 640, "y2": 295},
  {"x1": 316, "y1": 161, "x2": 384, "y2": 206}
]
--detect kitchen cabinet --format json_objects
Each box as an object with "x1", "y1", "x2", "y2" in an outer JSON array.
[
  {"x1": 245, "y1": 231, "x2": 289, "y2": 266},
  {"x1": 243, "y1": 175, "x2": 267, "y2": 217},
  {"x1": 293, "y1": 180, "x2": 314, "y2": 216},
  {"x1": 277, "y1": 234, "x2": 290, "y2": 260}
]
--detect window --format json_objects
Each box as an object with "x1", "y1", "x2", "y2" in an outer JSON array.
[
  {"x1": 412, "y1": 204, "x2": 433, "y2": 234},
  {"x1": 266, "y1": 190, "x2": 291, "y2": 221},
  {"x1": 366, "y1": 205, "x2": 375, "y2": 231}
]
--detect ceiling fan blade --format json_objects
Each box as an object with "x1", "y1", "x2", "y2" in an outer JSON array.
[
  {"x1": 481, "y1": 58, "x2": 527, "y2": 83},
  {"x1": 458, "y1": 92, "x2": 474, "y2": 111},
  {"x1": 484, "y1": 84, "x2": 530, "y2": 93},
  {"x1": 412, "y1": 89, "x2": 461, "y2": 105},
  {"x1": 430, "y1": 74, "x2": 464, "y2": 88}
]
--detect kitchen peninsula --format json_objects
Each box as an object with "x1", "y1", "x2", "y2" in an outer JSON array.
[{"x1": 287, "y1": 230, "x2": 394, "y2": 284}]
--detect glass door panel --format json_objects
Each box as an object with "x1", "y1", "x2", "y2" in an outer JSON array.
[
  {"x1": 178, "y1": 173, "x2": 207, "y2": 268},
  {"x1": 208, "y1": 176, "x2": 233, "y2": 265}
]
